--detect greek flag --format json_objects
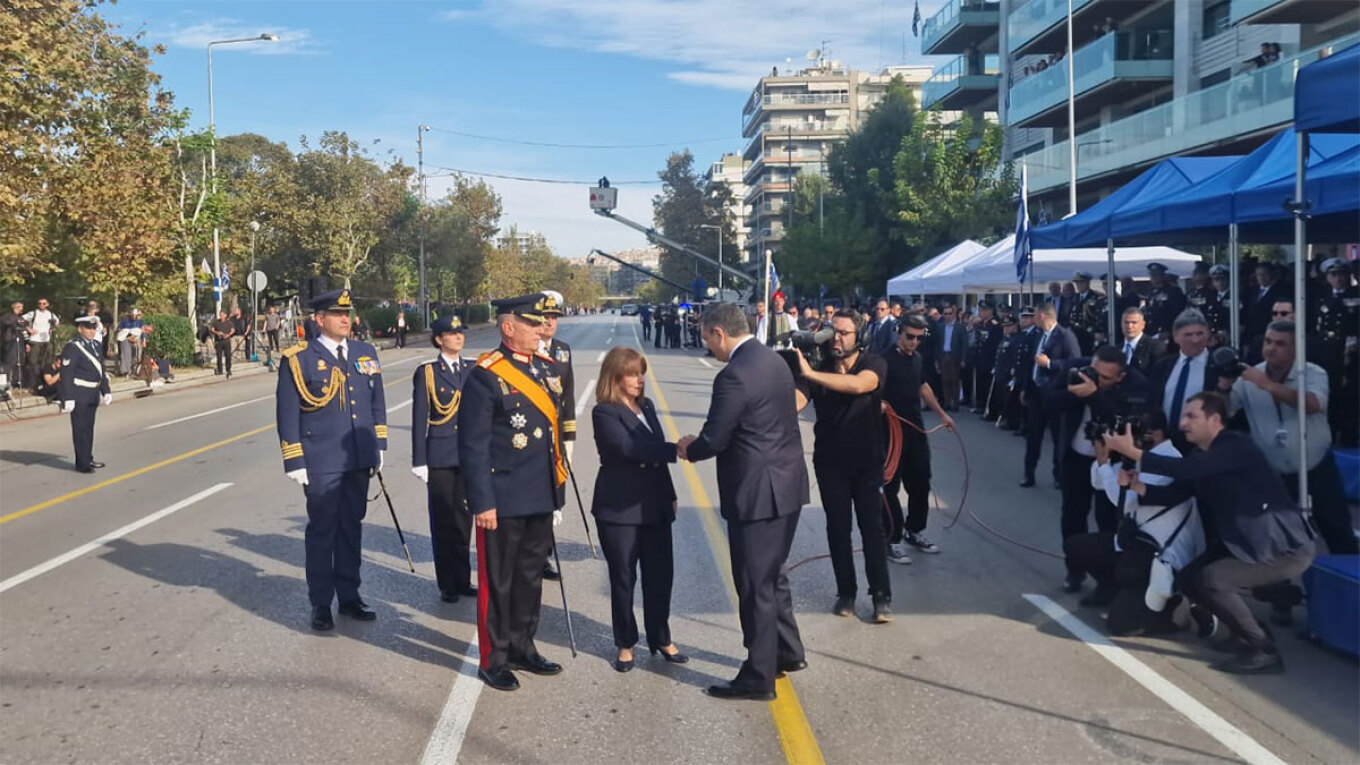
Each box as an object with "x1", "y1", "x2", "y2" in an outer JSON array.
[
  {"x1": 1014, "y1": 162, "x2": 1032, "y2": 284},
  {"x1": 912, "y1": 0, "x2": 922, "y2": 37},
  {"x1": 220, "y1": 265, "x2": 231, "y2": 291},
  {"x1": 768, "y1": 259, "x2": 781, "y2": 294}
]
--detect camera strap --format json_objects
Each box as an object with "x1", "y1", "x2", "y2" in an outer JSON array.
[{"x1": 1153, "y1": 507, "x2": 1193, "y2": 557}]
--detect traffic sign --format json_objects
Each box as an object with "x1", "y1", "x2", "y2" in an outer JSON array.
[{"x1": 246, "y1": 270, "x2": 268, "y2": 291}]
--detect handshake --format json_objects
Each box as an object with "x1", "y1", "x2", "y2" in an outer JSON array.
[{"x1": 675, "y1": 435, "x2": 698, "y2": 462}]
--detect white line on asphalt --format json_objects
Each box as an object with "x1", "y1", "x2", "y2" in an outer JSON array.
[
  {"x1": 387, "y1": 399, "x2": 412, "y2": 413},
  {"x1": 0, "y1": 483, "x2": 233, "y2": 595},
  {"x1": 576, "y1": 379, "x2": 596, "y2": 416},
  {"x1": 698, "y1": 358, "x2": 715, "y2": 369},
  {"x1": 596, "y1": 350, "x2": 607, "y2": 362},
  {"x1": 418, "y1": 643, "x2": 483, "y2": 765},
  {"x1": 145, "y1": 395, "x2": 273, "y2": 430},
  {"x1": 1023, "y1": 594, "x2": 1286, "y2": 765}
]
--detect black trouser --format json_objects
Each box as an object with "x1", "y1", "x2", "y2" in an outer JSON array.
[
  {"x1": 1180, "y1": 545, "x2": 1314, "y2": 650},
  {"x1": 266, "y1": 329, "x2": 280, "y2": 351},
  {"x1": 1282, "y1": 452, "x2": 1358, "y2": 555},
  {"x1": 214, "y1": 339, "x2": 232, "y2": 374},
  {"x1": 653, "y1": 325, "x2": 662, "y2": 348},
  {"x1": 395, "y1": 327, "x2": 407, "y2": 348},
  {"x1": 1063, "y1": 533, "x2": 1176, "y2": 635},
  {"x1": 641, "y1": 321, "x2": 651, "y2": 340},
  {"x1": 984, "y1": 374, "x2": 1008, "y2": 420},
  {"x1": 26, "y1": 341, "x2": 51, "y2": 387},
  {"x1": 972, "y1": 365, "x2": 992, "y2": 409},
  {"x1": 4, "y1": 339, "x2": 23, "y2": 387},
  {"x1": 1060, "y1": 450, "x2": 1120, "y2": 578},
  {"x1": 598, "y1": 519, "x2": 674, "y2": 649},
  {"x1": 428, "y1": 467, "x2": 473, "y2": 595},
  {"x1": 69, "y1": 396, "x2": 98, "y2": 469},
  {"x1": 1023, "y1": 387, "x2": 1061, "y2": 482},
  {"x1": 816, "y1": 462, "x2": 891, "y2": 600},
  {"x1": 883, "y1": 422, "x2": 931, "y2": 543},
  {"x1": 728, "y1": 510, "x2": 805, "y2": 693},
  {"x1": 303, "y1": 469, "x2": 370, "y2": 607},
  {"x1": 476, "y1": 513, "x2": 553, "y2": 669}
]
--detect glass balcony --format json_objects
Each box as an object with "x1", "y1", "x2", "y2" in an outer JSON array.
[
  {"x1": 1231, "y1": 0, "x2": 1350, "y2": 25},
  {"x1": 1009, "y1": 0, "x2": 1093, "y2": 54},
  {"x1": 1230, "y1": 0, "x2": 1275, "y2": 24},
  {"x1": 922, "y1": 54, "x2": 1002, "y2": 111},
  {"x1": 1024, "y1": 33, "x2": 1358, "y2": 194},
  {"x1": 1008, "y1": 30, "x2": 1172, "y2": 127},
  {"x1": 923, "y1": 0, "x2": 1001, "y2": 55}
]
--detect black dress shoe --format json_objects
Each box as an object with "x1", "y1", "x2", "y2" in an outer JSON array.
[
  {"x1": 650, "y1": 645, "x2": 689, "y2": 664},
  {"x1": 89, "y1": 461, "x2": 106, "y2": 469},
  {"x1": 478, "y1": 665, "x2": 520, "y2": 691},
  {"x1": 337, "y1": 600, "x2": 377, "y2": 621},
  {"x1": 776, "y1": 659, "x2": 808, "y2": 675},
  {"x1": 439, "y1": 590, "x2": 459, "y2": 603},
  {"x1": 1019, "y1": 477, "x2": 1036, "y2": 487},
  {"x1": 508, "y1": 653, "x2": 563, "y2": 676},
  {"x1": 1062, "y1": 576, "x2": 1084, "y2": 594},
  {"x1": 1213, "y1": 647, "x2": 1284, "y2": 674},
  {"x1": 706, "y1": 682, "x2": 776, "y2": 701},
  {"x1": 612, "y1": 655, "x2": 635, "y2": 673},
  {"x1": 457, "y1": 585, "x2": 478, "y2": 597},
  {"x1": 542, "y1": 563, "x2": 560, "y2": 581},
  {"x1": 832, "y1": 595, "x2": 855, "y2": 617},
  {"x1": 76, "y1": 466, "x2": 95, "y2": 474},
  {"x1": 311, "y1": 606, "x2": 334, "y2": 631}
]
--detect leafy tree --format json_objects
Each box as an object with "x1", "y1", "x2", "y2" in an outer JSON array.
[
  {"x1": 652, "y1": 150, "x2": 727, "y2": 301},
  {"x1": 427, "y1": 176, "x2": 502, "y2": 304}
]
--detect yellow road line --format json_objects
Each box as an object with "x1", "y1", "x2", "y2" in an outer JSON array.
[
  {"x1": 645, "y1": 360, "x2": 826, "y2": 765},
  {"x1": 2, "y1": 376, "x2": 411, "y2": 526}
]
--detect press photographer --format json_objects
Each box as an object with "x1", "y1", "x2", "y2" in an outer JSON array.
[
  {"x1": 793, "y1": 310, "x2": 894, "y2": 624},
  {"x1": 1108, "y1": 392, "x2": 1315, "y2": 674},
  {"x1": 1064, "y1": 408, "x2": 1205, "y2": 635},
  {"x1": 1054, "y1": 345, "x2": 1152, "y2": 595}
]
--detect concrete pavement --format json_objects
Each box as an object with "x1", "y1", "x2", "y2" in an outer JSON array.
[{"x1": 0, "y1": 314, "x2": 1355, "y2": 764}]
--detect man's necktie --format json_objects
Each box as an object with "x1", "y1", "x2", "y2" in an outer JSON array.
[
  {"x1": 336, "y1": 345, "x2": 347, "y2": 370},
  {"x1": 1168, "y1": 358, "x2": 1192, "y2": 426},
  {"x1": 1124, "y1": 341, "x2": 1134, "y2": 364}
]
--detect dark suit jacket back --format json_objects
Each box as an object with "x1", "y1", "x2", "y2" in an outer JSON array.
[
  {"x1": 685, "y1": 339, "x2": 810, "y2": 522},
  {"x1": 590, "y1": 399, "x2": 677, "y2": 525},
  {"x1": 1141, "y1": 430, "x2": 1313, "y2": 564}
]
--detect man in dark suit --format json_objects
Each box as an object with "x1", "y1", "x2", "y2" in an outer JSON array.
[
  {"x1": 1119, "y1": 307, "x2": 1167, "y2": 377},
  {"x1": 678, "y1": 302, "x2": 808, "y2": 701},
  {"x1": 933, "y1": 304, "x2": 969, "y2": 411},
  {"x1": 1109, "y1": 392, "x2": 1315, "y2": 675},
  {"x1": 1241, "y1": 262, "x2": 1291, "y2": 343},
  {"x1": 1150, "y1": 309, "x2": 1222, "y2": 453},
  {"x1": 865, "y1": 299, "x2": 898, "y2": 355},
  {"x1": 1022, "y1": 303, "x2": 1081, "y2": 487}
]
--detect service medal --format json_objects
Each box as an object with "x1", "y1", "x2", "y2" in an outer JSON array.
[
  {"x1": 547, "y1": 376, "x2": 562, "y2": 394},
  {"x1": 510, "y1": 412, "x2": 527, "y2": 429},
  {"x1": 556, "y1": 349, "x2": 569, "y2": 363},
  {"x1": 533, "y1": 427, "x2": 543, "y2": 440},
  {"x1": 512, "y1": 433, "x2": 529, "y2": 450}
]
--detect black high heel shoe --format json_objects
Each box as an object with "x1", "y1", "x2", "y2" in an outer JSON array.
[
  {"x1": 612, "y1": 652, "x2": 635, "y2": 673},
  {"x1": 649, "y1": 645, "x2": 689, "y2": 664}
]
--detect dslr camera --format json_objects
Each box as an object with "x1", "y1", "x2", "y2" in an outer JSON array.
[
  {"x1": 1068, "y1": 364, "x2": 1098, "y2": 386},
  {"x1": 1085, "y1": 409, "x2": 1155, "y2": 467},
  {"x1": 1211, "y1": 345, "x2": 1247, "y2": 379}
]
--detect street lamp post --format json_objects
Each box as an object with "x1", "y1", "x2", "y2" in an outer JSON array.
[
  {"x1": 1066, "y1": 0, "x2": 1077, "y2": 215},
  {"x1": 207, "y1": 33, "x2": 277, "y2": 317},
  {"x1": 417, "y1": 125, "x2": 430, "y2": 328},
  {"x1": 700, "y1": 223, "x2": 723, "y2": 299}
]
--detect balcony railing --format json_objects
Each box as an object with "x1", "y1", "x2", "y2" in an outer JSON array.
[
  {"x1": 1008, "y1": 30, "x2": 1172, "y2": 125},
  {"x1": 922, "y1": 54, "x2": 1001, "y2": 110},
  {"x1": 923, "y1": 0, "x2": 1001, "y2": 54},
  {"x1": 1008, "y1": 0, "x2": 1093, "y2": 54},
  {"x1": 742, "y1": 92, "x2": 852, "y2": 132},
  {"x1": 1023, "y1": 33, "x2": 1358, "y2": 193}
]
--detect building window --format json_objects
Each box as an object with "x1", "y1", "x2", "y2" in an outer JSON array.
[{"x1": 1202, "y1": 1, "x2": 1230, "y2": 40}]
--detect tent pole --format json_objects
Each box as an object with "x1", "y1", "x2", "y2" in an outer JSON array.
[
  {"x1": 1228, "y1": 224, "x2": 1240, "y2": 350},
  {"x1": 1293, "y1": 134, "x2": 1309, "y2": 514},
  {"x1": 1106, "y1": 238, "x2": 1116, "y2": 343}
]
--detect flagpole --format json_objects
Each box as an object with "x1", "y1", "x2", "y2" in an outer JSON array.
[{"x1": 763, "y1": 248, "x2": 774, "y2": 344}]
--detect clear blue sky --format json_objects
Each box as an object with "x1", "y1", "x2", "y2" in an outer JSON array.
[{"x1": 104, "y1": 0, "x2": 946, "y2": 258}]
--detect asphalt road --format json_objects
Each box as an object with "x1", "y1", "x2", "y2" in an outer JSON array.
[{"x1": 1, "y1": 314, "x2": 1355, "y2": 764}]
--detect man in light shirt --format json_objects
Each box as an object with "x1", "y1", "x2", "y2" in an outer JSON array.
[
  {"x1": 23, "y1": 298, "x2": 59, "y2": 385},
  {"x1": 1151, "y1": 309, "x2": 1219, "y2": 452}
]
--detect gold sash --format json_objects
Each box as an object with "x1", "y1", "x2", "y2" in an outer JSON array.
[{"x1": 482, "y1": 355, "x2": 567, "y2": 487}]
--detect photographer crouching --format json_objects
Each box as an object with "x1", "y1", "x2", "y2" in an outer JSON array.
[
  {"x1": 792, "y1": 311, "x2": 894, "y2": 623},
  {"x1": 1107, "y1": 393, "x2": 1315, "y2": 674},
  {"x1": 1054, "y1": 345, "x2": 1152, "y2": 595},
  {"x1": 1064, "y1": 408, "x2": 1206, "y2": 636}
]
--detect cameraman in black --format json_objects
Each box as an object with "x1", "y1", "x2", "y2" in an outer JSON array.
[
  {"x1": 793, "y1": 310, "x2": 894, "y2": 624},
  {"x1": 1054, "y1": 345, "x2": 1152, "y2": 595}
]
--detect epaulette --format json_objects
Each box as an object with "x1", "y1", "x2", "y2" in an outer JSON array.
[
  {"x1": 477, "y1": 350, "x2": 504, "y2": 369},
  {"x1": 281, "y1": 344, "x2": 307, "y2": 359}
]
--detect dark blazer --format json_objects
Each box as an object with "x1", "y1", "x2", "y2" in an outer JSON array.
[
  {"x1": 412, "y1": 356, "x2": 471, "y2": 469},
  {"x1": 1241, "y1": 282, "x2": 1291, "y2": 341},
  {"x1": 865, "y1": 317, "x2": 898, "y2": 356},
  {"x1": 1141, "y1": 430, "x2": 1314, "y2": 564},
  {"x1": 685, "y1": 338, "x2": 810, "y2": 522},
  {"x1": 1124, "y1": 334, "x2": 1168, "y2": 378},
  {"x1": 591, "y1": 399, "x2": 678, "y2": 525},
  {"x1": 932, "y1": 320, "x2": 969, "y2": 363},
  {"x1": 1033, "y1": 324, "x2": 1081, "y2": 390}
]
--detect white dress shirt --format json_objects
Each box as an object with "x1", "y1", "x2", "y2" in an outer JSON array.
[
  {"x1": 1161, "y1": 350, "x2": 1208, "y2": 420},
  {"x1": 317, "y1": 334, "x2": 349, "y2": 363}
]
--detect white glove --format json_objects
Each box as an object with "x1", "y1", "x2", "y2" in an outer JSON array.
[
  {"x1": 552, "y1": 509, "x2": 563, "y2": 527},
  {"x1": 286, "y1": 468, "x2": 309, "y2": 486},
  {"x1": 61, "y1": 400, "x2": 75, "y2": 414},
  {"x1": 563, "y1": 441, "x2": 575, "y2": 464},
  {"x1": 412, "y1": 465, "x2": 429, "y2": 484},
  {"x1": 102, "y1": 394, "x2": 112, "y2": 406},
  {"x1": 378, "y1": 450, "x2": 385, "y2": 471}
]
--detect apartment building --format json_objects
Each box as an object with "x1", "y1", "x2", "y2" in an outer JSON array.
[
  {"x1": 704, "y1": 153, "x2": 751, "y2": 259},
  {"x1": 920, "y1": 0, "x2": 1358, "y2": 218},
  {"x1": 740, "y1": 62, "x2": 932, "y2": 260},
  {"x1": 497, "y1": 229, "x2": 548, "y2": 254}
]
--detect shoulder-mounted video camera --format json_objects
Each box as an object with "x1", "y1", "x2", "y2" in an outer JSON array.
[{"x1": 776, "y1": 328, "x2": 834, "y2": 377}]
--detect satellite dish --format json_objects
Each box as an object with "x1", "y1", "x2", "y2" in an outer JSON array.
[
  {"x1": 831, "y1": 60, "x2": 842, "y2": 69},
  {"x1": 807, "y1": 49, "x2": 820, "y2": 60}
]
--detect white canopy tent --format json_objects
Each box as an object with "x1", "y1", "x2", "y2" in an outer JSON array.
[
  {"x1": 916, "y1": 236, "x2": 1015, "y2": 294},
  {"x1": 914, "y1": 235, "x2": 1202, "y2": 294},
  {"x1": 885, "y1": 240, "x2": 985, "y2": 296}
]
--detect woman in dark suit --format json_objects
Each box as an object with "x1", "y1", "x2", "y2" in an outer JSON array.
[{"x1": 592, "y1": 346, "x2": 686, "y2": 672}]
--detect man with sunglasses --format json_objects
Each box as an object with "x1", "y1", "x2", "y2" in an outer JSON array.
[
  {"x1": 1243, "y1": 300, "x2": 1324, "y2": 367},
  {"x1": 881, "y1": 315, "x2": 955, "y2": 562},
  {"x1": 22, "y1": 298, "x2": 58, "y2": 387},
  {"x1": 865, "y1": 299, "x2": 897, "y2": 355}
]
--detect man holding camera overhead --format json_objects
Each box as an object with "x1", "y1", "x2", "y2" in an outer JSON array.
[{"x1": 1053, "y1": 345, "x2": 1152, "y2": 596}]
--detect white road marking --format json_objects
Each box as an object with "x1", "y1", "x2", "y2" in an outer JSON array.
[
  {"x1": 0, "y1": 483, "x2": 233, "y2": 595},
  {"x1": 1023, "y1": 594, "x2": 1286, "y2": 765},
  {"x1": 387, "y1": 399, "x2": 413, "y2": 413},
  {"x1": 596, "y1": 350, "x2": 607, "y2": 362},
  {"x1": 418, "y1": 643, "x2": 483, "y2": 765},
  {"x1": 145, "y1": 395, "x2": 273, "y2": 430},
  {"x1": 698, "y1": 358, "x2": 715, "y2": 369},
  {"x1": 576, "y1": 379, "x2": 596, "y2": 416}
]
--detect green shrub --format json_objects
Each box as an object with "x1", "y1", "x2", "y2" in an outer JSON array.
[
  {"x1": 144, "y1": 314, "x2": 196, "y2": 366},
  {"x1": 464, "y1": 303, "x2": 492, "y2": 325},
  {"x1": 363, "y1": 305, "x2": 424, "y2": 337}
]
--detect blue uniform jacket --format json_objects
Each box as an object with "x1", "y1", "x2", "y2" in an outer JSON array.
[
  {"x1": 57, "y1": 339, "x2": 111, "y2": 403},
  {"x1": 458, "y1": 346, "x2": 565, "y2": 519},
  {"x1": 275, "y1": 339, "x2": 387, "y2": 474},
  {"x1": 411, "y1": 356, "x2": 470, "y2": 469}
]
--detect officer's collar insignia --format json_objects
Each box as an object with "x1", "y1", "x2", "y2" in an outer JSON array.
[{"x1": 511, "y1": 351, "x2": 531, "y2": 363}]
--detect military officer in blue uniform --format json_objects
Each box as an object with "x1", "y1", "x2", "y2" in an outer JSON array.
[
  {"x1": 412, "y1": 315, "x2": 478, "y2": 603},
  {"x1": 537, "y1": 290, "x2": 575, "y2": 581},
  {"x1": 59, "y1": 315, "x2": 112, "y2": 473},
  {"x1": 275, "y1": 289, "x2": 388, "y2": 631},
  {"x1": 460, "y1": 294, "x2": 569, "y2": 691},
  {"x1": 1144, "y1": 262, "x2": 1187, "y2": 338}
]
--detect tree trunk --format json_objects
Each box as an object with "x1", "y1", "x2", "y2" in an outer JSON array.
[{"x1": 184, "y1": 249, "x2": 197, "y2": 329}]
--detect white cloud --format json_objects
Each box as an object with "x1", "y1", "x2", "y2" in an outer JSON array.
[
  {"x1": 456, "y1": 0, "x2": 947, "y2": 90},
  {"x1": 163, "y1": 19, "x2": 319, "y2": 56}
]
